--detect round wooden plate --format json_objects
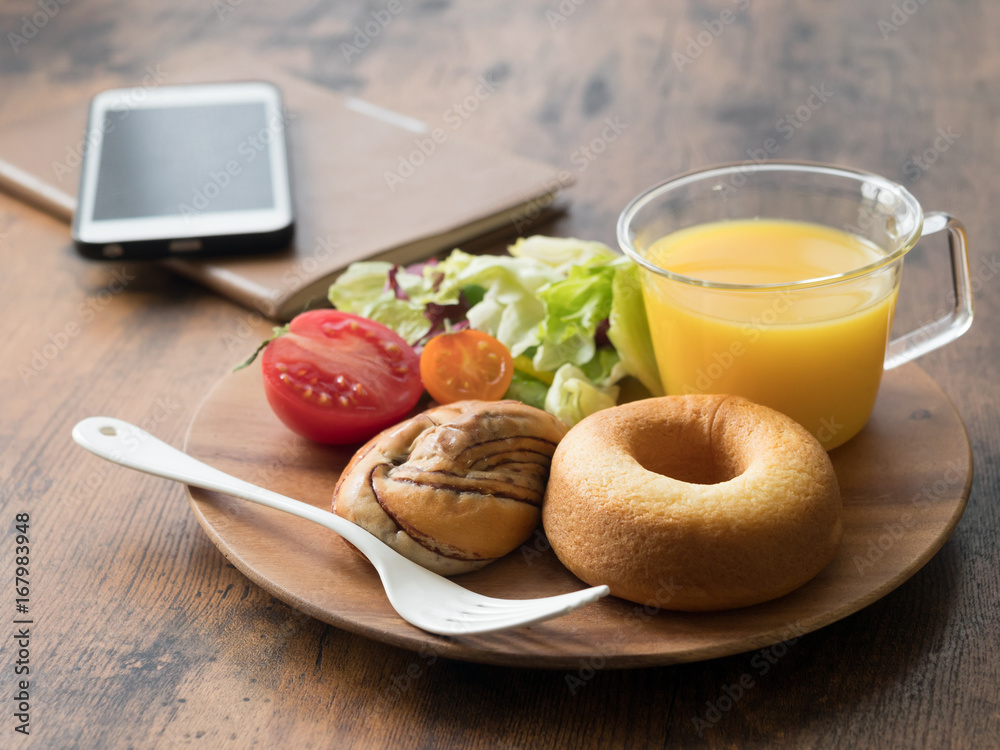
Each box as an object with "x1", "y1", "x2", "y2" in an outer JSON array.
[{"x1": 183, "y1": 363, "x2": 971, "y2": 668}]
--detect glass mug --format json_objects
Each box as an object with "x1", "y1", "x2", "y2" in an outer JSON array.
[{"x1": 617, "y1": 162, "x2": 974, "y2": 450}]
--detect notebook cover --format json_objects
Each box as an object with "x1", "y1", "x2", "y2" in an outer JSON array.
[{"x1": 0, "y1": 52, "x2": 571, "y2": 319}]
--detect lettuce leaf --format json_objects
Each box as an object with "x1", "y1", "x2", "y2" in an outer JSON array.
[
  {"x1": 503, "y1": 369, "x2": 550, "y2": 410},
  {"x1": 328, "y1": 261, "x2": 435, "y2": 345},
  {"x1": 533, "y1": 262, "x2": 617, "y2": 371},
  {"x1": 508, "y1": 235, "x2": 617, "y2": 273},
  {"x1": 544, "y1": 364, "x2": 620, "y2": 426},
  {"x1": 607, "y1": 263, "x2": 664, "y2": 396},
  {"x1": 434, "y1": 250, "x2": 558, "y2": 356},
  {"x1": 579, "y1": 347, "x2": 628, "y2": 387}
]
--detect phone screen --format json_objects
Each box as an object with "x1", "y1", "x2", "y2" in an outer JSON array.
[{"x1": 92, "y1": 103, "x2": 275, "y2": 220}]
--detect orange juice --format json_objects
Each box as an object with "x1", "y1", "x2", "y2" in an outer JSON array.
[{"x1": 642, "y1": 219, "x2": 899, "y2": 449}]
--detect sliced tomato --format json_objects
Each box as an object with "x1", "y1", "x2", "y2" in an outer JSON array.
[
  {"x1": 261, "y1": 310, "x2": 422, "y2": 444},
  {"x1": 419, "y1": 329, "x2": 514, "y2": 404}
]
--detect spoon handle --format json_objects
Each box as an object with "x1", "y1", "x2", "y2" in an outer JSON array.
[{"x1": 71, "y1": 417, "x2": 383, "y2": 555}]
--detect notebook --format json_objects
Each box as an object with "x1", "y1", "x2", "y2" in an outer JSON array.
[{"x1": 0, "y1": 52, "x2": 571, "y2": 320}]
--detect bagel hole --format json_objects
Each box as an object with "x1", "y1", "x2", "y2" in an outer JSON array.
[{"x1": 629, "y1": 426, "x2": 746, "y2": 485}]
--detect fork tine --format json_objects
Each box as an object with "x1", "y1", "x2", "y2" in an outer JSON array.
[
  {"x1": 438, "y1": 586, "x2": 612, "y2": 635},
  {"x1": 457, "y1": 587, "x2": 609, "y2": 613},
  {"x1": 444, "y1": 607, "x2": 588, "y2": 633},
  {"x1": 389, "y1": 586, "x2": 611, "y2": 636},
  {"x1": 399, "y1": 585, "x2": 610, "y2": 636}
]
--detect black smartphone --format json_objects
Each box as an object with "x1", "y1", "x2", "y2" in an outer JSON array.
[{"x1": 72, "y1": 81, "x2": 294, "y2": 260}]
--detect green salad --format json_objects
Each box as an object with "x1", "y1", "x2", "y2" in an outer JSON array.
[{"x1": 328, "y1": 235, "x2": 663, "y2": 425}]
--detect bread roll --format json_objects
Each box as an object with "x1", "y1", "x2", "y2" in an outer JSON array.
[{"x1": 334, "y1": 399, "x2": 567, "y2": 575}]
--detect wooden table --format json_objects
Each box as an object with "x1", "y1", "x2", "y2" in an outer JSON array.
[{"x1": 2, "y1": 1, "x2": 997, "y2": 746}]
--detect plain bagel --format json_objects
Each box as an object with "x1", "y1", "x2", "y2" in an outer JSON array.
[{"x1": 542, "y1": 394, "x2": 842, "y2": 611}]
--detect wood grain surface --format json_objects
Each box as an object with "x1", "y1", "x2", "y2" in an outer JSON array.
[{"x1": 1, "y1": 0, "x2": 998, "y2": 747}]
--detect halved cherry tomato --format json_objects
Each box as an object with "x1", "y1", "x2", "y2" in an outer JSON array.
[
  {"x1": 261, "y1": 310, "x2": 422, "y2": 444},
  {"x1": 419, "y1": 330, "x2": 514, "y2": 404}
]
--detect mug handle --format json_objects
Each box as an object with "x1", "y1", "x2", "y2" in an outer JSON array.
[{"x1": 884, "y1": 211, "x2": 974, "y2": 370}]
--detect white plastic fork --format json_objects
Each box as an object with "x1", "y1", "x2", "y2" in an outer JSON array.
[{"x1": 72, "y1": 417, "x2": 609, "y2": 636}]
